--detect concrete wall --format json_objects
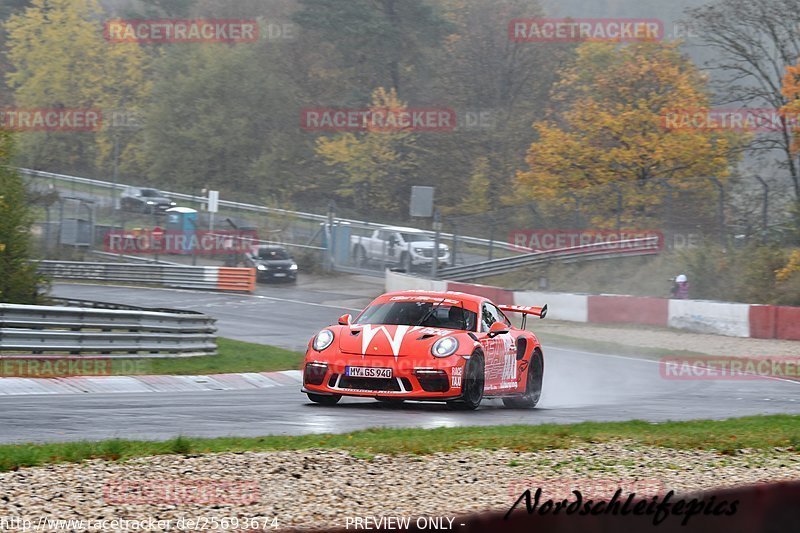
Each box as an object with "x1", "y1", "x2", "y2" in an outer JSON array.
[{"x1": 384, "y1": 270, "x2": 799, "y2": 339}]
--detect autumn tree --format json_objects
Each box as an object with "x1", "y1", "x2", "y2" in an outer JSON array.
[
  {"x1": 5, "y1": 0, "x2": 150, "y2": 176},
  {"x1": 685, "y1": 0, "x2": 800, "y2": 206},
  {"x1": 427, "y1": 0, "x2": 572, "y2": 211},
  {"x1": 293, "y1": 0, "x2": 451, "y2": 97},
  {"x1": 781, "y1": 62, "x2": 800, "y2": 240},
  {"x1": 315, "y1": 88, "x2": 420, "y2": 219},
  {"x1": 517, "y1": 41, "x2": 743, "y2": 229}
]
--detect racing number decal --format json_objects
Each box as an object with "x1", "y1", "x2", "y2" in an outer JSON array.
[{"x1": 481, "y1": 336, "x2": 517, "y2": 391}]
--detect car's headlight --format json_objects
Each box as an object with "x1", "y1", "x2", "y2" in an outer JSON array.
[
  {"x1": 313, "y1": 329, "x2": 335, "y2": 351},
  {"x1": 146, "y1": 201, "x2": 155, "y2": 205},
  {"x1": 414, "y1": 247, "x2": 424, "y2": 254},
  {"x1": 170, "y1": 201, "x2": 176, "y2": 206},
  {"x1": 257, "y1": 264, "x2": 267, "y2": 271},
  {"x1": 431, "y1": 336, "x2": 458, "y2": 357},
  {"x1": 289, "y1": 264, "x2": 298, "y2": 271}
]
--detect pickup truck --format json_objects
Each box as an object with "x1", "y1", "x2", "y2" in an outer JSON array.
[{"x1": 351, "y1": 226, "x2": 450, "y2": 271}]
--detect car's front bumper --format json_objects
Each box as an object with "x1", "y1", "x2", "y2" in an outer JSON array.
[
  {"x1": 302, "y1": 351, "x2": 468, "y2": 400},
  {"x1": 257, "y1": 270, "x2": 297, "y2": 281},
  {"x1": 411, "y1": 253, "x2": 450, "y2": 266}
]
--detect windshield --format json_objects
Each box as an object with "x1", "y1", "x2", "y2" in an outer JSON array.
[
  {"x1": 356, "y1": 301, "x2": 476, "y2": 331},
  {"x1": 140, "y1": 189, "x2": 161, "y2": 197},
  {"x1": 258, "y1": 248, "x2": 290, "y2": 260},
  {"x1": 401, "y1": 233, "x2": 431, "y2": 242}
]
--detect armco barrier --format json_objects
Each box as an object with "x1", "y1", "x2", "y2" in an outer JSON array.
[
  {"x1": 0, "y1": 302, "x2": 216, "y2": 356},
  {"x1": 589, "y1": 295, "x2": 668, "y2": 326},
  {"x1": 37, "y1": 261, "x2": 255, "y2": 293}
]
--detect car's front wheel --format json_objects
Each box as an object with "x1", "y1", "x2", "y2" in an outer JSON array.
[
  {"x1": 307, "y1": 393, "x2": 341, "y2": 405},
  {"x1": 447, "y1": 352, "x2": 484, "y2": 410},
  {"x1": 502, "y1": 349, "x2": 543, "y2": 409}
]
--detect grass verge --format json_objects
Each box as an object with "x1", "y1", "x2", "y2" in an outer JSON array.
[
  {"x1": 1, "y1": 415, "x2": 798, "y2": 472},
  {"x1": 1, "y1": 338, "x2": 304, "y2": 377}
]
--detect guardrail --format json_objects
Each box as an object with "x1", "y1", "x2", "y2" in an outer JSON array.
[
  {"x1": 37, "y1": 261, "x2": 256, "y2": 293},
  {"x1": 0, "y1": 302, "x2": 216, "y2": 356},
  {"x1": 437, "y1": 237, "x2": 661, "y2": 281},
  {"x1": 19, "y1": 167, "x2": 520, "y2": 253}
]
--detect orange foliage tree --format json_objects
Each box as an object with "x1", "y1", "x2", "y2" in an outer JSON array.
[{"x1": 516, "y1": 41, "x2": 744, "y2": 228}]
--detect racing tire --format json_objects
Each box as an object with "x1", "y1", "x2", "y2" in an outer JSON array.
[
  {"x1": 400, "y1": 252, "x2": 413, "y2": 273},
  {"x1": 502, "y1": 349, "x2": 543, "y2": 409},
  {"x1": 353, "y1": 246, "x2": 368, "y2": 267},
  {"x1": 447, "y1": 352, "x2": 485, "y2": 410},
  {"x1": 307, "y1": 393, "x2": 341, "y2": 405}
]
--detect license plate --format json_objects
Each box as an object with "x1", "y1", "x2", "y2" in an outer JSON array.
[
  {"x1": 345, "y1": 366, "x2": 392, "y2": 378},
  {"x1": 273, "y1": 273, "x2": 287, "y2": 277}
]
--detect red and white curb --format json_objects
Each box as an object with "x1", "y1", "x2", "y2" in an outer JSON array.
[{"x1": 0, "y1": 370, "x2": 302, "y2": 396}]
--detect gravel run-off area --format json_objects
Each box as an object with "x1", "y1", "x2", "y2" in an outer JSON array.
[{"x1": 1, "y1": 442, "x2": 798, "y2": 531}]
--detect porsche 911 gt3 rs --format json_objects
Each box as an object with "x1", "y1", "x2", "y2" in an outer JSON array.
[{"x1": 301, "y1": 290, "x2": 546, "y2": 410}]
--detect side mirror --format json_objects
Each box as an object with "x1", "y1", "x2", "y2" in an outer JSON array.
[
  {"x1": 338, "y1": 314, "x2": 352, "y2": 326},
  {"x1": 487, "y1": 321, "x2": 509, "y2": 338}
]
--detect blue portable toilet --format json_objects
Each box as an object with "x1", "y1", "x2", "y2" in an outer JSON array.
[{"x1": 165, "y1": 207, "x2": 197, "y2": 255}]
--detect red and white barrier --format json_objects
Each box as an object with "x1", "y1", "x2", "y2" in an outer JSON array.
[{"x1": 384, "y1": 271, "x2": 800, "y2": 340}]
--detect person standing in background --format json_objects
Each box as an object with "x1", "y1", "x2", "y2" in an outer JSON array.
[{"x1": 670, "y1": 274, "x2": 690, "y2": 299}]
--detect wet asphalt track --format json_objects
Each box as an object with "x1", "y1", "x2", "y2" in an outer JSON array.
[{"x1": 1, "y1": 278, "x2": 798, "y2": 444}]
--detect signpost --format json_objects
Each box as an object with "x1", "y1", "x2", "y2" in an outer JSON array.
[
  {"x1": 151, "y1": 226, "x2": 164, "y2": 263},
  {"x1": 208, "y1": 190, "x2": 219, "y2": 232}
]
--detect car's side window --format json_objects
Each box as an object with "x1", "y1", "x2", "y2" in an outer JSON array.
[
  {"x1": 480, "y1": 304, "x2": 495, "y2": 332},
  {"x1": 481, "y1": 303, "x2": 510, "y2": 332},
  {"x1": 491, "y1": 304, "x2": 511, "y2": 326}
]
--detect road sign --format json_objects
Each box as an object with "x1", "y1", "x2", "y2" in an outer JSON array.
[
  {"x1": 208, "y1": 190, "x2": 219, "y2": 213},
  {"x1": 410, "y1": 186, "x2": 434, "y2": 217}
]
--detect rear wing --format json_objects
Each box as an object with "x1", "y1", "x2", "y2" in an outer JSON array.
[
  {"x1": 498, "y1": 304, "x2": 547, "y2": 318},
  {"x1": 498, "y1": 304, "x2": 547, "y2": 329}
]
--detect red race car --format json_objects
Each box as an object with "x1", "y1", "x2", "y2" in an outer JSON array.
[{"x1": 301, "y1": 290, "x2": 547, "y2": 410}]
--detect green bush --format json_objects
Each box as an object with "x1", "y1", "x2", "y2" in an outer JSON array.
[{"x1": 0, "y1": 131, "x2": 46, "y2": 304}]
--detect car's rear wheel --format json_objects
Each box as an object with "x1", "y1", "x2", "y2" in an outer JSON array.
[
  {"x1": 307, "y1": 393, "x2": 341, "y2": 405},
  {"x1": 502, "y1": 349, "x2": 543, "y2": 409},
  {"x1": 447, "y1": 352, "x2": 485, "y2": 410}
]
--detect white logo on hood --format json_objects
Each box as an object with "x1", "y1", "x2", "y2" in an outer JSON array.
[{"x1": 361, "y1": 325, "x2": 419, "y2": 357}]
